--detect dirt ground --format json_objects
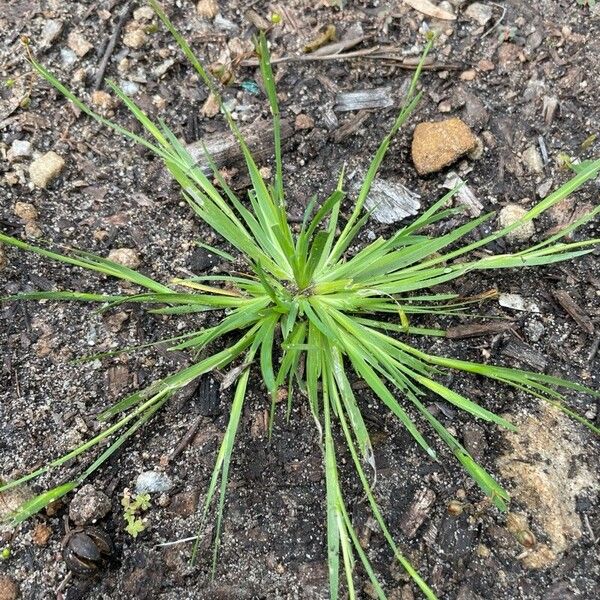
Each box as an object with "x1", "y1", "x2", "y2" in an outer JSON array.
[{"x1": 1, "y1": 1, "x2": 599, "y2": 599}]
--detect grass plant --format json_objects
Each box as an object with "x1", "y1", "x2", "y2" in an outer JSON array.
[{"x1": 1, "y1": 2, "x2": 599, "y2": 597}]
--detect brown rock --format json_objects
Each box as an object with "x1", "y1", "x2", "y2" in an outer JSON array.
[
  {"x1": 123, "y1": 28, "x2": 147, "y2": 49},
  {"x1": 411, "y1": 118, "x2": 477, "y2": 175},
  {"x1": 477, "y1": 58, "x2": 495, "y2": 71},
  {"x1": 0, "y1": 576, "x2": 19, "y2": 600},
  {"x1": 91, "y1": 90, "x2": 114, "y2": 111},
  {"x1": 32, "y1": 522, "x2": 52, "y2": 546},
  {"x1": 14, "y1": 202, "x2": 38, "y2": 222},
  {"x1": 169, "y1": 489, "x2": 200, "y2": 517},
  {"x1": 294, "y1": 114, "x2": 314, "y2": 130},
  {"x1": 24, "y1": 222, "x2": 43, "y2": 239}
]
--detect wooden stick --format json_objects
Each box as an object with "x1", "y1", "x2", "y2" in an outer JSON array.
[
  {"x1": 93, "y1": 1, "x2": 133, "y2": 90},
  {"x1": 241, "y1": 47, "x2": 462, "y2": 70}
]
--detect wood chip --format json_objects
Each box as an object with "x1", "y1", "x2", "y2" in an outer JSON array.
[
  {"x1": 187, "y1": 118, "x2": 293, "y2": 174},
  {"x1": 404, "y1": 0, "x2": 456, "y2": 21},
  {"x1": 502, "y1": 337, "x2": 547, "y2": 371},
  {"x1": 446, "y1": 321, "x2": 512, "y2": 339},
  {"x1": 332, "y1": 110, "x2": 370, "y2": 143},
  {"x1": 443, "y1": 171, "x2": 483, "y2": 217},
  {"x1": 399, "y1": 488, "x2": 437, "y2": 538},
  {"x1": 334, "y1": 86, "x2": 394, "y2": 112},
  {"x1": 353, "y1": 175, "x2": 421, "y2": 224},
  {"x1": 552, "y1": 289, "x2": 594, "y2": 334}
]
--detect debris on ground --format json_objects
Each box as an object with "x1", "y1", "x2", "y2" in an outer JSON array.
[{"x1": 354, "y1": 175, "x2": 421, "y2": 224}]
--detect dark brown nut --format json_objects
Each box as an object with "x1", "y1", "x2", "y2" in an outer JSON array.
[
  {"x1": 68, "y1": 532, "x2": 102, "y2": 562},
  {"x1": 62, "y1": 546, "x2": 99, "y2": 575},
  {"x1": 83, "y1": 527, "x2": 114, "y2": 556},
  {"x1": 61, "y1": 524, "x2": 114, "y2": 575}
]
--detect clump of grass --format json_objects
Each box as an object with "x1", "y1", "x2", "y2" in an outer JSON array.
[{"x1": 1, "y1": 2, "x2": 599, "y2": 598}]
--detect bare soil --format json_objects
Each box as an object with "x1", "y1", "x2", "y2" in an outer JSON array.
[{"x1": 1, "y1": 1, "x2": 599, "y2": 599}]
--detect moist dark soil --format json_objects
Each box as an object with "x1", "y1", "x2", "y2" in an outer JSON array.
[{"x1": 1, "y1": 1, "x2": 599, "y2": 599}]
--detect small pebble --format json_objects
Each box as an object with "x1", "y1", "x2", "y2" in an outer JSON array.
[
  {"x1": 477, "y1": 58, "x2": 495, "y2": 71},
  {"x1": 120, "y1": 80, "x2": 140, "y2": 96},
  {"x1": 67, "y1": 31, "x2": 93, "y2": 57},
  {"x1": 69, "y1": 484, "x2": 112, "y2": 525},
  {"x1": 32, "y1": 522, "x2": 52, "y2": 546},
  {"x1": 9, "y1": 140, "x2": 32, "y2": 159},
  {"x1": 24, "y1": 222, "x2": 43, "y2": 239},
  {"x1": 294, "y1": 113, "x2": 314, "y2": 130},
  {"x1": 522, "y1": 145, "x2": 544, "y2": 174},
  {"x1": 14, "y1": 202, "x2": 38, "y2": 222},
  {"x1": 525, "y1": 320, "x2": 545, "y2": 342},
  {"x1": 197, "y1": 0, "x2": 219, "y2": 18},
  {"x1": 123, "y1": 28, "x2": 147, "y2": 49},
  {"x1": 536, "y1": 179, "x2": 553, "y2": 198},
  {"x1": 29, "y1": 151, "x2": 65, "y2": 188},
  {"x1": 498, "y1": 204, "x2": 535, "y2": 243},
  {"x1": 0, "y1": 575, "x2": 20, "y2": 600},
  {"x1": 107, "y1": 248, "x2": 141, "y2": 268},
  {"x1": 135, "y1": 471, "x2": 173, "y2": 494},
  {"x1": 60, "y1": 48, "x2": 78, "y2": 67},
  {"x1": 464, "y1": 2, "x2": 493, "y2": 26},
  {"x1": 133, "y1": 6, "x2": 155, "y2": 20},
  {"x1": 40, "y1": 19, "x2": 64, "y2": 47},
  {"x1": 91, "y1": 90, "x2": 114, "y2": 111}
]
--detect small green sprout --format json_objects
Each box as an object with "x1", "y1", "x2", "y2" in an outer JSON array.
[
  {"x1": 121, "y1": 490, "x2": 151, "y2": 538},
  {"x1": 1, "y1": 547, "x2": 11, "y2": 560}
]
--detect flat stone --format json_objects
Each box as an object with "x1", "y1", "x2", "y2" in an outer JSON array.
[
  {"x1": 9, "y1": 140, "x2": 32, "y2": 159},
  {"x1": 498, "y1": 403, "x2": 598, "y2": 568},
  {"x1": 498, "y1": 204, "x2": 535, "y2": 242},
  {"x1": 135, "y1": 471, "x2": 173, "y2": 494},
  {"x1": 107, "y1": 248, "x2": 140, "y2": 269},
  {"x1": 357, "y1": 176, "x2": 421, "y2": 224},
  {"x1": 29, "y1": 151, "x2": 65, "y2": 188},
  {"x1": 67, "y1": 31, "x2": 93, "y2": 57},
  {"x1": 40, "y1": 19, "x2": 63, "y2": 47},
  {"x1": 411, "y1": 118, "x2": 477, "y2": 175},
  {"x1": 464, "y1": 2, "x2": 493, "y2": 26},
  {"x1": 499, "y1": 293, "x2": 540, "y2": 313},
  {"x1": 69, "y1": 484, "x2": 112, "y2": 525}
]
